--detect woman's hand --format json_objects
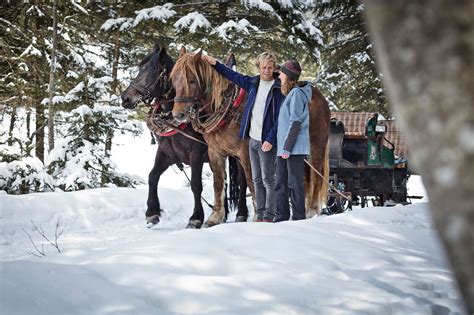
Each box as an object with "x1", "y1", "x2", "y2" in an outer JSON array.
[
  {"x1": 281, "y1": 153, "x2": 290, "y2": 159},
  {"x1": 261, "y1": 141, "x2": 273, "y2": 152},
  {"x1": 201, "y1": 54, "x2": 217, "y2": 65}
]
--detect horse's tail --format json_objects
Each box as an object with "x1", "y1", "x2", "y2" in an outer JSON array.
[
  {"x1": 319, "y1": 141, "x2": 330, "y2": 207},
  {"x1": 227, "y1": 156, "x2": 239, "y2": 211}
]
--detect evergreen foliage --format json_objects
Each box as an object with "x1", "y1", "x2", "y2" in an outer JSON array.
[
  {"x1": 0, "y1": 157, "x2": 54, "y2": 194},
  {"x1": 314, "y1": 0, "x2": 389, "y2": 115},
  {"x1": 47, "y1": 105, "x2": 143, "y2": 191},
  {"x1": 0, "y1": 1, "x2": 390, "y2": 194}
]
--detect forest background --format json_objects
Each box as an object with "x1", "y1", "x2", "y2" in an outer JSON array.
[{"x1": 0, "y1": 0, "x2": 387, "y2": 194}]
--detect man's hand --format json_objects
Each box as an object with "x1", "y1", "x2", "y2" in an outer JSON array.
[
  {"x1": 261, "y1": 141, "x2": 273, "y2": 152},
  {"x1": 281, "y1": 153, "x2": 290, "y2": 159},
  {"x1": 201, "y1": 54, "x2": 217, "y2": 65}
]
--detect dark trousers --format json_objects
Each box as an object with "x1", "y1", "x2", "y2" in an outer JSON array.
[{"x1": 274, "y1": 155, "x2": 306, "y2": 221}]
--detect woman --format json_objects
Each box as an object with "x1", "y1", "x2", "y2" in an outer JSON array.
[{"x1": 274, "y1": 60, "x2": 311, "y2": 222}]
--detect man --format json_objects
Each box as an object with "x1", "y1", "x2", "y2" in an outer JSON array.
[{"x1": 202, "y1": 52, "x2": 284, "y2": 222}]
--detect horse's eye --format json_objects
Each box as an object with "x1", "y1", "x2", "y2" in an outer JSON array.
[{"x1": 189, "y1": 79, "x2": 196, "y2": 84}]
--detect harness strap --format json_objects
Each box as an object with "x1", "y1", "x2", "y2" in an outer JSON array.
[
  {"x1": 159, "y1": 120, "x2": 207, "y2": 146},
  {"x1": 191, "y1": 86, "x2": 244, "y2": 134},
  {"x1": 147, "y1": 100, "x2": 188, "y2": 137},
  {"x1": 159, "y1": 123, "x2": 187, "y2": 137}
]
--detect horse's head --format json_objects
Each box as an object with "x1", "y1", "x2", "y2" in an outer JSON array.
[
  {"x1": 171, "y1": 47, "x2": 232, "y2": 123},
  {"x1": 121, "y1": 44, "x2": 174, "y2": 109}
]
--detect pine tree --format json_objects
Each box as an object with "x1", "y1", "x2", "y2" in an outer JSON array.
[
  {"x1": 314, "y1": 0, "x2": 389, "y2": 115},
  {"x1": 47, "y1": 104, "x2": 143, "y2": 191},
  {"x1": 107, "y1": 1, "x2": 324, "y2": 74}
]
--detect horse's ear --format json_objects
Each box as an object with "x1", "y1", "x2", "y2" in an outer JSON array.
[
  {"x1": 158, "y1": 46, "x2": 167, "y2": 59},
  {"x1": 154, "y1": 43, "x2": 161, "y2": 51},
  {"x1": 179, "y1": 46, "x2": 187, "y2": 57},
  {"x1": 225, "y1": 51, "x2": 236, "y2": 68},
  {"x1": 193, "y1": 50, "x2": 202, "y2": 63}
]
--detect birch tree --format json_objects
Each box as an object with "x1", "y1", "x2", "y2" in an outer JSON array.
[{"x1": 363, "y1": 0, "x2": 474, "y2": 312}]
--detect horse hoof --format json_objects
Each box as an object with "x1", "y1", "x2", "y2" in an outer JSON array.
[
  {"x1": 235, "y1": 216, "x2": 248, "y2": 223},
  {"x1": 203, "y1": 221, "x2": 219, "y2": 228},
  {"x1": 186, "y1": 220, "x2": 203, "y2": 229},
  {"x1": 146, "y1": 215, "x2": 160, "y2": 226}
]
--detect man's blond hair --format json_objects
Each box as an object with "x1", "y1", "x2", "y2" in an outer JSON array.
[{"x1": 254, "y1": 52, "x2": 277, "y2": 68}]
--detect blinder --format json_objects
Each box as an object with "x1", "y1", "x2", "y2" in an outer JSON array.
[{"x1": 131, "y1": 67, "x2": 171, "y2": 106}]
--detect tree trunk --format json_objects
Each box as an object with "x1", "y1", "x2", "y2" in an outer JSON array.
[
  {"x1": 363, "y1": 0, "x2": 474, "y2": 313},
  {"x1": 8, "y1": 106, "x2": 17, "y2": 146},
  {"x1": 26, "y1": 107, "x2": 31, "y2": 138},
  {"x1": 102, "y1": 30, "x2": 121, "y2": 185},
  {"x1": 47, "y1": 0, "x2": 58, "y2": 152},
  {"x1": 110, "y1": 31, "x2": 120, "y2": 96},
  {"x1": 35, "y1": 102, "x2": 45, "y2": 163}
]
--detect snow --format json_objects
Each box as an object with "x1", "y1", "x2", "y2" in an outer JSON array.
[
  {"x1": 0, "y1": 124, "x2": 466, "y2": 315},
  {"x1": 213, "y1": 19, "x2": 260, "y2": 40},
  {"x1": 242, "y1": 0, "x2": 277, "y2": 14},
  {"x1": 19, "y1": 44, "x2": 42, "y2": 57},
  {"x1": 174, "y1": 12, "x2": 211, "y2": 33},
  {"x1": 100, "y1": 17, "x2": 134, "y2": 32},
  {"x1": 26, "y1": 5, "x2": 44, "y2": 17},
  {"x1": 131, "y1": 4, "x2": 176, "y2": 28},
  {"x1": 71, "y1": 2, "x2": 88, "y2": 15}
]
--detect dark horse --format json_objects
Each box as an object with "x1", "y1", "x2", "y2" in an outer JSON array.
[
  {"x1": 171, "y1": 48, "x2": 330, "y2": 226},
  {"x1": 121, "y1": 44, "x2": 249, "y2": 228}
]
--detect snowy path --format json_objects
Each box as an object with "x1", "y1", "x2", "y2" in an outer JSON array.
[{"x1": 0, "y1": 184, "x2": 465, "y2": 315}]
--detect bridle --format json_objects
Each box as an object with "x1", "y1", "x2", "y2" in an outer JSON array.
[
  {"x1": 173, "y1": 82, "x2": 213, "y2": 121},
  {"x1": 131, "y1": 66, "x2": 172, "y2": 107}
]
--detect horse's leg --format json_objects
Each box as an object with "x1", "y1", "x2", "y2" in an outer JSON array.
[
  {"x1": 146, "y1": 147, "x2": 171, "y2": 225},
  {"x1": 235, "y1": 160, "x2": 249, "y2": 222},
  {"x1": 186, "y1": 152, "x2": 206, "y2": 229},
  {"x1": 203, "y1": 149, "x2": 227, "y2": 227},
  {"x1": 238, "y1": 141, "x2": 257, "y2": 221}
]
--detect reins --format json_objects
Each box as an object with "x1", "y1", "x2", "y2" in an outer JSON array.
[
  {"x1": 303, "y1": 158, "x2": 351, "y2": 201},
  {"x1": 158, "y1": 119, "x2": 207, "y2": 145},
  {"x1": 175, "y1": 162, "x2": 214, "y2": 209}
]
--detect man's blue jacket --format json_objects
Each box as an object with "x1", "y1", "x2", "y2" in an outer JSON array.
[{"x1": 213, "y1": 61, "x2": 285, "y2": 145}]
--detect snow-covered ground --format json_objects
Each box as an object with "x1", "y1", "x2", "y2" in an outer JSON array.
[{"x1": 0, "y1": 125, "x2": 466, "y2": 315}]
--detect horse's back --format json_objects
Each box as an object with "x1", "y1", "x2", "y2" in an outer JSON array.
[{"x1": 310, "y1": 86, "x2": 331, "y2": 136}]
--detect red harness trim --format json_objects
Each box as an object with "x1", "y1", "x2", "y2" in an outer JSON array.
[
  {"x1": 159, "y1": 123, "x2": 187, "y2": 137},
  {"x1": 216, "y1": 87, "x2": 246, "y2": 129},
  {"x1": 151, "y1": 100, "x2": 188, "y2": 137},
  {"x1": 233, "y1": 87, "x2": 246, "y2": 108}
]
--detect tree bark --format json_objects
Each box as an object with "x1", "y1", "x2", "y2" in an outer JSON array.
[
  {"x1": 26, "y1": 107, "x2": 31, "y2": 138},
  {"x1": 110, "y1": 31, "x2": 120, "y2": 96},
  {"x1": 103, "y1": 31, "x2": 121, "y2": 184},
  {"x1": 35, "y1": 102, "x2": 45, "y2": 163},
  {"x1": 8, "y1": 106, "x2": 17, "y2": 146},
  {"x1": 363, "y1": 0, "x2": 474, "y2": 313},
  {"x1": 47, "y1": 0, "x2": 58, "y2": 152}
]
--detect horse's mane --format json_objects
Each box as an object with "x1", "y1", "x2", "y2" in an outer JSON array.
[
  {"x1": 139, "y1": 50, "x2": 154, "y2": 68},
  {"x1": 139, "y1": 47, "x2": 175, "y2": 73},
  {"x1": 171, "y1": 53, "x2": 232, "y2": 111}
]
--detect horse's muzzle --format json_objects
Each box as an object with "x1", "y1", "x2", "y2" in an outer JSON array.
[
  {"x1": 121, "y1": 94, "x2": 134, "y2": 109},
  {"x1": 173, "y1": 111, "x2": 188, "y2": 123}
]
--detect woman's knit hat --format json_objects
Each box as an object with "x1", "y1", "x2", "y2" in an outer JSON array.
[{"x1": 280, "y1": 60, "x2": 302, "y2": 80}]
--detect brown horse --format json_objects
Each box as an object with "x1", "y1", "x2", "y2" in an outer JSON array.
[{"x1": 171, "y1": 48, "x2": 330, "y2": 226}]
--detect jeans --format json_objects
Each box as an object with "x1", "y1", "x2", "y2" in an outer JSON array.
[
  {"x1": 249, "y1": 138, "x2": 277, "y2": 220},
  {"x1": 274, "y1": 155, "x2": 306, "y2": 221}
]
